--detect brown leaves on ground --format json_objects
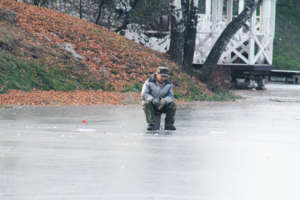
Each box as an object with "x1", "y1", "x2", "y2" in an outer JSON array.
[
  {"x1": 0, "y1": 90, "x2": 140, "y2": 106},
  {"x1": 0, "y1": 90, "x2": 184, "y2": 106}
]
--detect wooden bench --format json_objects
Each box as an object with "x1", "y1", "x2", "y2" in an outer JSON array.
[{"x1": 270, "y1": 70, "x2": 300, "y2": 84}]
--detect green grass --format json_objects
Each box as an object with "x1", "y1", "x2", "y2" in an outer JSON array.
[
  {"x1": 174, "y1": 77, "x2": 240, "y2": 101},
  {"x1": 120, "y1": 82, "x2": 143, "y2": 92},
  {"x1": 179, "y1": 90, "x2": 241, "y2": 101},
  {"x1": 0, "y1": 53, "x2": 105, "y2": 94},
  {"x1": 186, "y1": 89, "x2": 241, "y2": 101},
  {"x1": 0, "y1": 104, "x2": 13, "y2": 109},
  {"x1": 205, "y1": 90, "x2": 241, "y2": 101}
]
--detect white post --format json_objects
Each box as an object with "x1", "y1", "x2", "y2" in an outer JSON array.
[
  {"x1": 258, "y1": 0, "x2": 272, "y2": 64},
  {"x1": 268, "y1": 0, "x2": 277, "y2": 64},
  {"x1": 263, "y1": 0, "x2": 271, "y2": 35},
  {"x1": 239, "y1": 0, "x2": 244, "y2": 14},
  {"x1": 206, "y1": 0, "x2": 211, "y2": 16},
  {"x1": 218, "y1": 0, "x2": 224, "y2": 26},
  {"x1": 205, "y1": 0, "x2": 211, "y2": 32},
  {"x1": 249, "y1": 9, "x2": 257, "y2": 65},
  {"x1": 269, "y1": 0, "x2": 276, "y2": 35},
  {"x1": 238, "y1": 0, "x2": 245, "y2": 34},
  {"x1": 226, "y1": 0, "x2": 233, "y2": 63},
  {"x1": 258, "y1": 1, "x2": 265, "y2": 64},
  {"x1": 227, "y1": 0, "x2": 233, "y2": 24},
  {"x1": 259, "y1": 3, "x2": 263, "y2": 33},
  {"x1": 211, "y1": 0, "x2": 218, "y2": 45}
]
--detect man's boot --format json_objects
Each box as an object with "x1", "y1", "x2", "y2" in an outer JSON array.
[
  {"x1": 165, "y1": 125, "x2": 176, "y2": 131},
  {"x1": 147, "y1": 124, "x2": 155, "y2": 131}
]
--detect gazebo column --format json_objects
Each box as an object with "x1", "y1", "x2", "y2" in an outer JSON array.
[
  {"x1": 239, "y1": 0, "x2": 244, "y2": 13},
  {"x1": 226, "y1": 0, "x2": 233, "y2": 24},
  {"x1": 226, "y1": 0, "x2": 233, "y2": 63},
  {"x1": 237, "y1": 0, "x2": 244, "y2": 34},
  {"x1": 249, "y1": 9, "x2": 257, "y2": 65},
  {"x1": 206, "y1": 0, "x2": 211, "y2": 15},
  {"x1": 268, "y1": 0, "x2": 276, "y2": 64},
  {"x1": 258, "y1": 0, "x2": 271, "y2": 64},
  {"x1": 218, "y1": 0, "x2": 224, "y2": 25},
  {"x1": 206, "y1": 0, "x2": 211, "y2": 32},
  {"x1": 211, "y1": 0, "x2": 218, "y2": 46}
]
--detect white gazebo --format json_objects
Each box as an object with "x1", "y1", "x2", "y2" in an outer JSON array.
[
  {"x1": 194, "y1": 0, "x2": 277, "y2": 66},
  {"x1": 124, "y1": 0, "x2": 277, "y2": 68}
]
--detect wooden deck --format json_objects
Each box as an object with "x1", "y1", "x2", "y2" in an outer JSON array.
[
  {"x1": 270, "y1": 70, "x2": 300, "y2": 84},
  {"x1": 192, "y1": 64, "x2": 300, "y2": 82},
  {"x1": 192, "y1": 64, "x2": 276, "y2": 78},
  {"x1": 192, "y1": 64, "x2": 300, "y2": 88}
]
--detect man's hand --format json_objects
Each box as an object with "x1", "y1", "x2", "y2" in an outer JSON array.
[
  {"x1": 158, "y1": 98, "x2": 167, "y2": 110},
  {"x1": 152, "y1": 98, "x2": 160, "y2": 108}
]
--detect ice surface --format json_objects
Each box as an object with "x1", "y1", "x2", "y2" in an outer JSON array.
[{"x1": 1, "y1": 84, "x2": 300, "y2": 199}]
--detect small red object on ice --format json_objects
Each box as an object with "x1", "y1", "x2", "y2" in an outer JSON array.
[{"x1": 82, "y1": 120, "x2": 87, "y2": 128}]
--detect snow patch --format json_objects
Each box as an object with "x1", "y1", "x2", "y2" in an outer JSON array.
[{"x1": 56, "y1": 43, "x2": 84, "y2": 60}]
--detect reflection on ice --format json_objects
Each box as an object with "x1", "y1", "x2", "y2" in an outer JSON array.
[
  {"x1": 211, "y1": 131, "x2": 227, "y2": 134},
  {"x1": 76, "y1": 129, "x2": 97, "y2": 132}
]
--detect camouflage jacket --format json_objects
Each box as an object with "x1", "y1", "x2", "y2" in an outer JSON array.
[{"x1": 141, "y1": 73, "x2": 174, "y2": 105}]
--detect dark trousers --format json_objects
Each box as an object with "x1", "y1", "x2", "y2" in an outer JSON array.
[{"x1": 143, "y1": 101, "x2": 176, "y2": 127}]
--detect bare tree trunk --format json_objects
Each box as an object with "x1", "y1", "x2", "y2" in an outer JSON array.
[
  {"x1": 79, "y1": 0, "x2": 82, "y2": 19},
  {"x1": 33, "y1": 0, "x2": 40, "y2": 5},
  {"x1": 96, "y1": 0, "x2": 108, "y2": 24},
  {"x1": 201, "y1": 0, "x2": 262, "y2": 84},
  {"x1": 182, "y1": 0, "x2": 198, "y2": 76},
  {"x1": 169, "y1": 0, "x2": 185, "y2": 65},
  {"x1": 39, "y1": 0, "x2": 48, "y2": 7},
  {"x1": 169, "y1": 0, "x2": 198, "y2": 75}
]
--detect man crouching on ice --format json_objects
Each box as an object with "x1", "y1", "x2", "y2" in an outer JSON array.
[{"x1": 141, "y1": 66, "x2": 176, "y2": 131}]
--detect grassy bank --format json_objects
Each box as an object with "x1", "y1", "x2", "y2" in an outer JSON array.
[
  {"x1": 0, "y1": 0, "x2": 210, "y2": 100},
  {"x1": 0, "y1": 0, "x2": 242, "y2": 106}
]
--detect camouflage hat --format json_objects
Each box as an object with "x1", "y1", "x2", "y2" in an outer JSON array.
[{"x1": 156, "y1": 66, "x2": 169, "y2": 77}]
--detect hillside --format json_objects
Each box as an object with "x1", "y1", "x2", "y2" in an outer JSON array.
[
  {"x1": 0, "y1": 0, "x2": 209, "y2": 106},
  {"x1": 273, "y1": 0, "x2": 300, "y2": 70}
]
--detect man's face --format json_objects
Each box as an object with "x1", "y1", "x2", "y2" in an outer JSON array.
[{"x1": 156, "y1": 73, "x2": 167, "y2": 83}]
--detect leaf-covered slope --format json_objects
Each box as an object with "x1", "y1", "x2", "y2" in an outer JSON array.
[
  {"x1": 0, "y1": 0, "x2": 206, "y2": 97},
  {"x1": 0, "y1": 15, "x2": 101, "y2": 93}
]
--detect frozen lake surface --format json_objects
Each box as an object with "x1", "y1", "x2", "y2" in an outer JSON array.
[{"x1": 1, "y1": 84, "x2": 300, "y2": 199}]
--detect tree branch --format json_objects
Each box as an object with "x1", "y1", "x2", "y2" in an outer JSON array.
[
  {"x1": 114, "y1": 0, "x2": 141, "y2": 33},
  {"x1": 95, "y1": 0, "x2": 109, "y2": 24}
]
